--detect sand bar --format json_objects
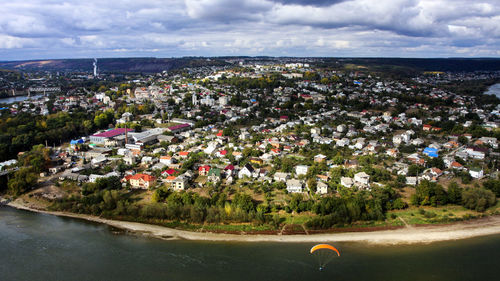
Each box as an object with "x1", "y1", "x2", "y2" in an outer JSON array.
[{"x1": 6, "y1": 200, "x2": 500, "y2": 245}]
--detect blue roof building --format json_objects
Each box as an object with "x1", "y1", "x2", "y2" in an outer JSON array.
[{"x1": 423, "y1": 147, "x2": 438, "y2": 158}]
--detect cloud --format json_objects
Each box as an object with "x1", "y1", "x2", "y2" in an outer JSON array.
[{"x1": 0, "y1": 0, "x2": 498, "y2": 59}]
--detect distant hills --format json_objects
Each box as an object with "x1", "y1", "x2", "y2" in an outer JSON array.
[
  {"x1": 0, "y1": 57, "x2": 499, "y2": 74},
  {"x1": 0, "y1": 57, "x2": 229, "y2": 73}
]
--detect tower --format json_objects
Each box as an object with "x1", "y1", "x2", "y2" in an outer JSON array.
[
  {"x1": 192, "y1": 93, "x2": 198, "y2": 106},
  {"x1": 93, "y1": 58, "x2": 98, "y2": 77}
]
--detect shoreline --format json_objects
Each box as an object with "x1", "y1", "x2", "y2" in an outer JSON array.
[{"x1": 6, "y1": 199, "x2": 500, "y2": 245}]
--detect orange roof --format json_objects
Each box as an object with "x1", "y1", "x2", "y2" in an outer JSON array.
[
  {"x1": 129, "y1": 173, "x2": 156, "y2": 182},
  {"x1": 179, "y1": 151, "x2": 189, "y2": 156},
  {"x1": 166, "y1": 176, "x2": 176, "y2": 180}
]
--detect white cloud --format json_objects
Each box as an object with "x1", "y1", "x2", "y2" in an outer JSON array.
[{"x1": 0, "y1": 0, "x2": 498, "y2": 59}]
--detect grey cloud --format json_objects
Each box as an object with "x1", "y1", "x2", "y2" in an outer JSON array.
[
  {"x1": 0, "y1": 0, "x2": 499, "y2": 59},
  {"x1": 271, "y1": 0, "x2": 349, "y2": 6}
]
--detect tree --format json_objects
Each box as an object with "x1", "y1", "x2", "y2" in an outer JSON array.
[
  {"x1": 8, "y1": 167, "x2": 38, "y2": 196},
  {"x1": 410, "y1": 180, "x2": 448, "y2": 207},
  {"x1": 307, "y1": 178, "x2": 317, "y2": 193},
  {"x1": 483, "y1": 179, "x2": 500, "y2": 197},
  {"x1": 447, "y1": 182, "x2": 463, "y2": 204},
  {"x1": 462, "y1": 188, "x2": 496, "y2": 212}
]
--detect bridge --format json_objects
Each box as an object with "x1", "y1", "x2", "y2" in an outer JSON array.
[
  {"x1": 0, "y1": 167, "x2": 18, "y2": 176},
  {"x1": 28, "y1": 87, "x2": 61, "y2": 93}
]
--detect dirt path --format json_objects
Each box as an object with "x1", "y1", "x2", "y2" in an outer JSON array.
[{"x1": 398, "y1": 216, "x2": 413, "y2": 228}]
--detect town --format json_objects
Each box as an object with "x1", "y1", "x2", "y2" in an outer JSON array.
[{"x1": 1, "y1": 57, "x2": 499, "y2": 232}]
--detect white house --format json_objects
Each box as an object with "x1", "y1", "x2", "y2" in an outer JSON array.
[
  {"x1": 354, "y1": 172, "x2": 370, "y2": 186},
  {"x1": 238, "y1": 164, "x2": 255, "y2": 179},
  {"x1": 295, "y1": 165, "x2": 309, "y2": 176},
  {"x1": 469, "y1": 168, "x2": 484, "y2": 179},
  {"x1": 340, "y1": 177, "x2": 354, "y2": 188},
  {"x1": 273, "y1": 172, "x2": 290, "y2": 182},
  {"x1": 406, "y1": 176, "x2": 418, "y2": 186},
  {"x1": 286, "y1": 179, "x2": 303, "y2": 193},
  {"x1": 316, "y1": 181, "x2": 328, "y2": 194}
]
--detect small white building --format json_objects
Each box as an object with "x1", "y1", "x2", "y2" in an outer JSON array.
[
  {"x1": 354, "y1": 172, "x2": 370, "y2": 186},
  {"x1": 238, "y1": 164, "x2": 255, "y2": 179},
  {"x1": 273, "y1": 172, "x2": 290, "y2": 182},
  {"x1": 316, "y1": 181, "x2": 328, "y2": 194},
  {"x1": 286, "y1": 179, "x2": 303, "y2": 193},
  {"x1": 469, "y1": 168, "x2": 484, "y2": 179},
  {"x1": 340, "y1": 177, "x2": 354, "y2": 188},
  {"x1": 295, "y1": 165, "x2": 309, "y2": 176}
]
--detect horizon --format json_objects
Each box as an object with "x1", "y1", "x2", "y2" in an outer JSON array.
[
  {"x1": 0, "y1": 0, "x2": 499, "y2": 60},
  {"x1": 1, "y1": 56, "x2": 500, "y2": 63}
]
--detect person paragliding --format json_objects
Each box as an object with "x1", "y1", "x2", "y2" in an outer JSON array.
[{"x1": 310, "y1": 244, "x2": 340, "y2": 271}]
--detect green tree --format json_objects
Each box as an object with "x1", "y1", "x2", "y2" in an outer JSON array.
[
  {"x1": 461, "y1": 188, "x2": 496, "y2": 212},
  {"x1": 8, "y1": 167, "x2": 38, "y2": 196},
  {"x1": 447, "y1": 182, "x2": 463, "y2": 204}
]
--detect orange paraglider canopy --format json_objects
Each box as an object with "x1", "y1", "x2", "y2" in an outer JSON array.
[{"x1": 310, "y1": 244, "x2": 340, "y2": 256}]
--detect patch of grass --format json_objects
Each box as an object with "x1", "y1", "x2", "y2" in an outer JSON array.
[{"x1": 202, "y1": 224, "x2": 274, "y2": 232}]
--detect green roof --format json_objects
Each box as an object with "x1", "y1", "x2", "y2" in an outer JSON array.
[{"x1": 208, "y1": 168, "x2": 221, "y2": 177}]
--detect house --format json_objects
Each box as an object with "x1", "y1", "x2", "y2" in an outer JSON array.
[
  {"x1": 141, "y1": 156, "x2": 157, "y2": 165},
  {"x1": 215, "y1": 150, "x2": 228, "y2": 158},
  {"x1": 257, "y1": 168, "x2": 269, "y2": 178},
  {"x1": 340, "y1": 177, "x2": 354, "y2": 188},
  {"x1": 89, "y1": 172, "x2": 119, "y2": 183},
  {"x1": 314, "y1": 154, "x2": 327, "y2": 163},
  {"x1": 250, "y1": 157, "x2": 264, "y2": 165},
  {"x1": 386, "y1": 149, "x2": 398, "y2": 158},
  {"x1": 167, "y1": 123, "x2": 191, "y2": 134},
  {"x1": 295, "y1": 165, "x2": 309, "y2": 176},
  {"x1": 198, "y1": 165, "x2": 211, "y2": 176},
  {"x1": 178, "y1": 151, "x2": 190, "y2": 158},
  {"x1": 170, "y1": 176, "x2": 188, "y2": 191},
  {"x1": 469, "y1": 168, "x2": 484, "y2": 179},
  {"x1": 274, "y1": 172, "x2": 290, "y2": 182},
  {"x1": 238, "y1": 164, "x2": 255, "y2": 179},
  {"x1": 354, "y1": 172, "x2": 370, "y2": 186},
  {"x1": 316, "y1": 181, "x2": 328, "y2": 195},
  {"x1": 90, "y1": 128, "x2": 134, "y2": 144},
  {"x1": 161, "y1": 168, "x2": 178, "y2": 177},
  {"x1": 224, "y1": 164, "x2": 235, "y2": 177},
  {"x1": 406, "y1": 176, "x2": 418, "y2": 186},
  {"x1": 160, "y1": 156, "x2": 174, "y2": 165},
  {"x1": 449, "y1": 161, "x2": 464, "y2": 170},
  {"x1": 207, "y1": 168, "x2": 222, "y2": 182},
  {"x1": 128, "y1": 174, "x2": 156, "y2": 189},
  {"x1": 240, "y1": 131, "x2": 251, "y2": 140},
  {"x1": 430, "y1": 168, "x2": 443, "y2": 178},
  {"x1": 423, "y1": 147, "x2": 438, "y2": 158},
  {"x1": 123, "y1": 155, "x2": 136, "y2": 165},
  {"x1": 316, "y1": 174, "x2": 329, "y2": 182},
  {"x1": 286, "y1": 179, "x2": 303, "y2": 193}
]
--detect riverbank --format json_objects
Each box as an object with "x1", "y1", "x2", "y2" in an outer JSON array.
[{"x1": 6, "y1": 199, "x2": 500, "y2": 245}]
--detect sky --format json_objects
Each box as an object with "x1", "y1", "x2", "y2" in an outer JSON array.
[{"x1": 0, "y1": 0, "x2": 499, "y2": 60}]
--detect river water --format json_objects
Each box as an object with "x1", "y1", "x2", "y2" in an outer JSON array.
[
  {"x1": 0, "y1": 94, "x2": 43, "y2": 104},
  {"x1": 485, "y1": 83, "x2": 500, "y2": 99},
  {"x1": 1, "y1": 207, "x2": 500, "y2": 281}
]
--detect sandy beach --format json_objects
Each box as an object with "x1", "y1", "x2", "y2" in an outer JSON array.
[{"x1": 6, "y1": 199, "x2": 500, "y2": 245}]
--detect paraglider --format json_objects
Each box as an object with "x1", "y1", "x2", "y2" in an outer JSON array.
[{"x1": 310, "y1": 244, "x2": 340, "y2": 271}]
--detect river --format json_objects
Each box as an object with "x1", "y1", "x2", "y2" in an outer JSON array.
[
  {"x1": 1, "y1": 207, "x2": 500, "y2": 281},
  {"x1": 0, "y1": 94, "x2": 43, "y2": 104},
  {"x1": 485, "y1": 83, "x2": 500, "y2": 99}
]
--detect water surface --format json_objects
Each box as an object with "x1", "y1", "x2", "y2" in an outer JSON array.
[
  {"x1": 485, "y1": 83, "x2": 500, "y2": 99},
  {"x1": 0, "y1": 94, "x2": 43, "y2": 104},
  {"x1": 1, "y1": 207, "x2": 499, "y2": 281}
]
